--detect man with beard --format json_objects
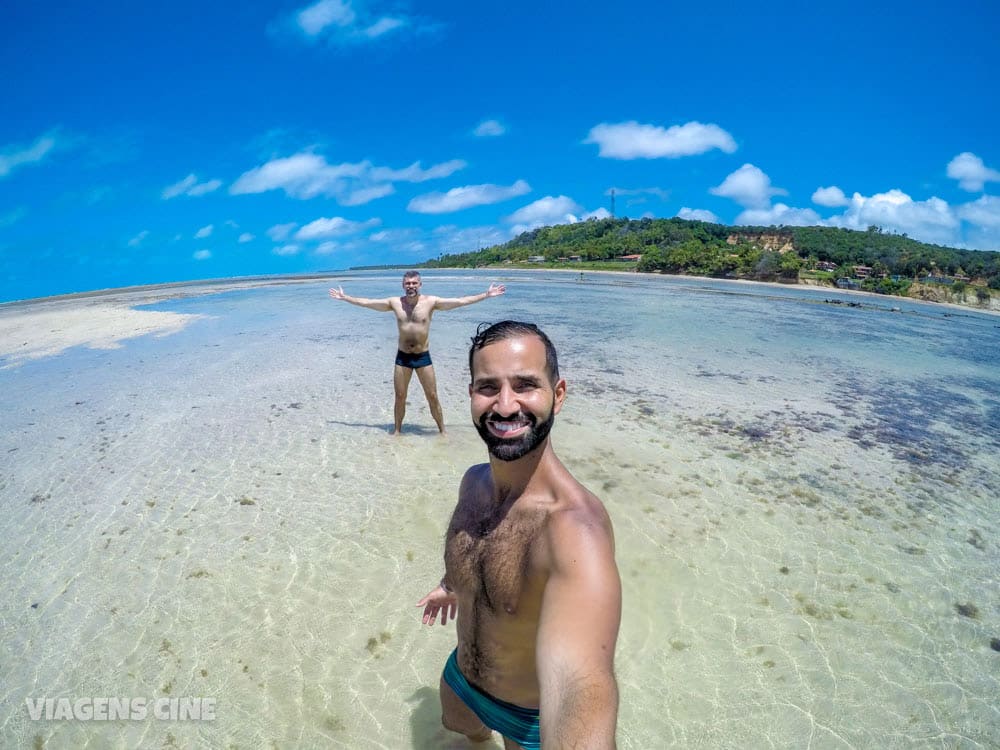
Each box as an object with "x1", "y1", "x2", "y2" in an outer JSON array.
[
  {"x1": 328, "y1": 271, "x2": 505, "y2": 434},
  {"x1": 417, "y1": 321, "x2": 621, "y2": 749}
]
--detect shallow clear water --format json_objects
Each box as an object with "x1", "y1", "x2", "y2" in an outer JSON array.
[{"x1": 1, "y1": 270, "x2": 998, "y2": 748}]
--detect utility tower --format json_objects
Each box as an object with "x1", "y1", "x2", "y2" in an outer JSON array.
[{"x1": 610, "y1": 188, "x2": 615, "y2": 219}]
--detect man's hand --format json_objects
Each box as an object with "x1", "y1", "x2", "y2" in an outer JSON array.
[
  {"x1": 417, "y1": 585, "x2": 457, "y2": 626},
  {"x1": 328, "y1": 287, "x2": 346, "y2": 301},
  {"x1": 486, "y1": 283, "x2": 506, "y2": 298}
]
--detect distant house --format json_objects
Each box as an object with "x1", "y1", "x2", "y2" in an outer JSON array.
[
  {"x1": 853, "y1": 265, "x2": 873, "y2": 279},
  {"x1": 568, "y1": 255, "x2": 582, "y2": 262},
  {"x1": 618, "y1": 254, "x2": 642, "y2": 261},
  {"x1": 836, "y1": 278, "x2": 861, "y2": 290},
  {"x1": 816, "y1": 261, "x2": 837, "y2": 272},
  {"x1": 528, "y1": 255, "x2": 546, "y2": 263}
]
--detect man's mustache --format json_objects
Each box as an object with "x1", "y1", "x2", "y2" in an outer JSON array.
[{"x1": 478, "y1": 411, "x2": 537, "y2": 428}]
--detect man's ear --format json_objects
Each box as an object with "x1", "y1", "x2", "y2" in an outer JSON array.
[{"x1": 552, "y1": 378, "x2": 567, "y2": 414}]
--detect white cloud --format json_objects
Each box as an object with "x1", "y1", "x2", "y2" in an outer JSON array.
[
  {"x1": 584, "y1": 121, "x2": 737, "y2": 160},
  {"x1": 608, "y1": 186, "x2": 669, "y2": 200},
  {"x1": 291, "y1": 0, "x2": 416, "y2": 44},
  {"x1": 195, "y1": 224, "x2": 213, "y2": 239},
  {"x1": 474, "y1": 120, "x2": 506, "y2": 137},
  {"x1": 362, "y1": 16, "x2": 405, "y2": 38},
  {"x1": 267, "y1": 223, "x2": 298, "y2": 241},
  {"x1": 128, "y1": 230, "x2": 149, "y2": 247},
  {"x1": 193, "y1": 250, "x2": 212, "y2": 260},
  {"x1": 370, "y1": 159, "x2": 466, "y2": 183},
  {"x1": 504, "y1": 195, "x2": 583, "y2": 235},
  {"x1": 238, "y1": 232, "x2": 255, "y2": 243},
  {"x1": 0, "y1": 133, "x2": 57, "y2": 178},
  {"x1": 677, "y1": 207, "x2": 720, "y2": 223},
  {"x1": 506, "y1": 195, "x2": 581, "y2": 224},
  {"x1": 429, "y1": 225, "x2": 508, "y2": 255},
  {"x1": 315, "y1": 241, "x2": 340, "y2": 255},
  {"x1": 231, "y1": 153, "x2": 360, "y2": 198},
  {"x1": 735, "y1": 203, "x2": 822, "y2": 227},
  {"x1": 408, "y1": 179, "x2": 531, "y2": 214},
  {"x1": 162, "y1": 174, "x2": 222, "y2": 199},
  {"x1": 295, "y1": 216, "x2": 380, "y2": 240},
  {"x1": 812, "y1": 186, "x2": 849, "y2": 207},
  {"x1": 957, "y1": 195, "x2": 1000, "y2": 228},
  {"x1": 946, "y1": 152, "x2": 1000, "y2": 192},
  {"x1": 231, "y1": 152, "x2": 464, "y2": 205},
  {"x1": 584, "y1": 208, "x2": 612, "y2": 220},
  {"x1": 297, "y1": 0, "x2": 355, "y2": 35},
  {"x1": 342, "y1": 184, "x2": 395, "y2": 205},
  {"x1": 958, "y1": 195, "x2": 1000, "y2": 250},
  {"x1": 824, "y1": 190, "x2": 959, "y2": 246},
  {"x1": 273, "y1": 244, "x2": 301, "y2": 256},
  {"x1": 710, "y1": 164, "x2": 787, "y2": 209}
]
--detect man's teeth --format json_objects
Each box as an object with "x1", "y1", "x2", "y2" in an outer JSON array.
[{"x1": 491, "y1": 420, "x2": 527, "y2": 433}]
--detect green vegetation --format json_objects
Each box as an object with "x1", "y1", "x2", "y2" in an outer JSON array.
[{"x1": 419, "y1": 217, "x2": 999, "y2": 301}]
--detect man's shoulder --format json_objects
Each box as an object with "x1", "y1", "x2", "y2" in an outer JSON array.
[
  {"x1": 460, "y1": 462, "x2": 491, "y2": 486},
  {"x1": 544, "y1": 484, "x2": 613, "y2": 544}
]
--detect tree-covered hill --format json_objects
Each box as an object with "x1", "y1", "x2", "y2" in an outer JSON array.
[{"x1": 420, "y1": 218, "x2": 1000, "y2": 295}]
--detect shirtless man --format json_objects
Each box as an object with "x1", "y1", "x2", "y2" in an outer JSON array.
[
  {"x1": 328, "y1": 271, "x2": 505, "y2": 434},
  {"x1": 417, "y1": 321, "x2": 621, "y2": 749}
]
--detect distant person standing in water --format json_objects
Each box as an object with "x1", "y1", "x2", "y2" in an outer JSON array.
[{"x1": 328, "y1": 271, "x2": 506, "y2": 434}]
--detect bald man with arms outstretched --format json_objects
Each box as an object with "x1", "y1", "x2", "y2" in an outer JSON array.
[
  {"x1": 329, "y1": 270, "x2": 505, "y2": 434},
  {"x1": 418, "y1": 321, "x2": 621, "y2": 749}
]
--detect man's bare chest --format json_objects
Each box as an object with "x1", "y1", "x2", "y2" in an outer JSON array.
[
  {"x1": 446, "y1": 507, "x2": 543, "y2": 615},
  {"x1": 396, "y1": 298, "x2": 432, "y2": 325}
]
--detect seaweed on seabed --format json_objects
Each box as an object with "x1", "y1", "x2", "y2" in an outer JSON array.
[{"x1": 955, "y1": 602, "x2": 979, "y2": 619}]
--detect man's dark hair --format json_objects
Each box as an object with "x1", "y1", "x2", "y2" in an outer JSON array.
[{"x1": 469, "y1": 321, "x2": 560, "y2": 384}]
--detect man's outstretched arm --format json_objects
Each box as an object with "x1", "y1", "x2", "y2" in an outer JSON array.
[
  {"x1": 433, "y1": 282, "x2": 506, "y2": 311},
  {"x1": 536, "y1": 509, "x2": 622, "y2": 749},
  {"x1": 328, "y1": 286, "x2": 393, "y2": 311}
]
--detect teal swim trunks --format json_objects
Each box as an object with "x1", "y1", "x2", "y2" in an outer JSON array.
[{"x1": 442, "y1": 649, "x2": 540, "y2": 749}]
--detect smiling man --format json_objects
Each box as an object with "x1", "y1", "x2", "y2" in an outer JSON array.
[
  {"x1": 328, "y1": 271, "x2": 505, "y2": 434},
  {"x1": 417, "y1": 321, "x2": 622, "y2": 749}
]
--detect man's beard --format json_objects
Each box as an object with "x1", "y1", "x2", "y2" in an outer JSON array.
[{"x1": 475, "y1": 407, "x2": 555, "y2": 462}]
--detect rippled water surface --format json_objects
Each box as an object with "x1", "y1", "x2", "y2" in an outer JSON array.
[{"x1": 2, "y1": 270, "x2": 998, "y2": 748}]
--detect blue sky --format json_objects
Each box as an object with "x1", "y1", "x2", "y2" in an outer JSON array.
[{"x1": 2, "y1": 0, "x2": 998, "y2": 303}]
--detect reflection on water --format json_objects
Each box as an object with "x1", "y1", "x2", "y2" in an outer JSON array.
[{"x1": 1, "y1": 270, "x2": 998, "y2": 748}]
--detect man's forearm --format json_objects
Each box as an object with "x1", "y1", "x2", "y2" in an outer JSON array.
[
  {"x1": 543, "y1": 677, "x2": 618, "y2": 749},
  {"x1": 345, "y1": 295, "x2": 390, "y2": 311},
  {"x1": 435, "y1": 290, "x2": 491, "y2": 310}
]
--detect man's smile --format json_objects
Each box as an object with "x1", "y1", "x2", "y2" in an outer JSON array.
[{"x1": 486, "y1": 415, "x2": 531, "y2": 438}]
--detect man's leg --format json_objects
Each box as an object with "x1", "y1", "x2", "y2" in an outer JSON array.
[
  {"x1": 392, "y1": 365, "x2": 413, "y2": 434},
  {"x1": 439, "y1": 676, "x2": 492, "y2": 743},
  {"x1": 414, "y1": 364, "x2": 445, "y2": 433}
]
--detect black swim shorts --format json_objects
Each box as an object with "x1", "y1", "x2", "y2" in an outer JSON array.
[{"x1": 395, "y1": 349, "x2": 432, "y2": 369}]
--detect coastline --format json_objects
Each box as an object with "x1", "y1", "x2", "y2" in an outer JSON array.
[
  {"x1": 475, "y1": 264, "x2": 1000, "y2": 318},
  {"x1": 0, "y1": 274, "x2": 361, "y2": 368},
  {"x1": 2, "y1": 267, "x2": 997, "y2": 369}
]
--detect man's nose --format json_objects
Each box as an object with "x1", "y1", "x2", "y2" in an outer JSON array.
[{"x1": 493, "y1": 385, "x2": 520, "y2": 416}]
